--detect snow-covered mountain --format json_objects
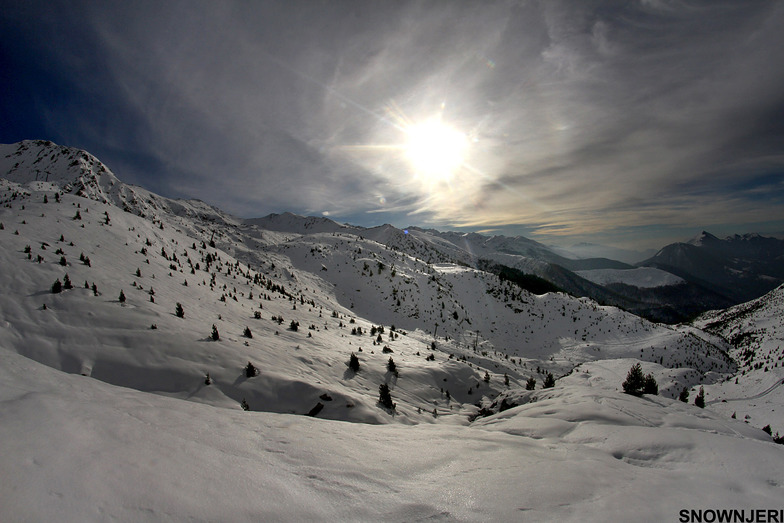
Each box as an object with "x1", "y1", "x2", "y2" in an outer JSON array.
[
  {"x1": 639, "y1": 231, "x2": 784, "y2": 304},
  {"x1": 2, "y1": 140, "x2": 783, "y2": 520},
  {"x1": 694, "y1": 284, "x2": 784, "y2": 433},
  {"x1": 576, "y1": 267, "x2": 685, "y2": 288},
  {"x1": 557, "y1": 241, "x2": 656, "y2": 264}
]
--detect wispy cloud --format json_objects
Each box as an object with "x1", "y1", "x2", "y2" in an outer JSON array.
[{"x1": 2, "y1": 0, "x2": 783, "y2": 247}]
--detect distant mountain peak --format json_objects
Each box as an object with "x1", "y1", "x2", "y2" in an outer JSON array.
[{"x1": 687, "y1": 230, "x2": 720, "y2": 246}]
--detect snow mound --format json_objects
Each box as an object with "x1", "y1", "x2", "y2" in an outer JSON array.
[{"x1": 2, "y1": 350, "x2": 782, "y2": 522}]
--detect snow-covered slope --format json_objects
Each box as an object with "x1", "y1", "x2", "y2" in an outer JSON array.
[
  {"x1": 3, "y1": 349, "x2": 783, "y2": 522},
  {"x1": 694, "y1": 284, "x2": 784, "y2": 435},
  {"x1": 576, "y1": 267, "x2": 685, "y2": 288},
  {"x1": 2, "y1": 140, "x2": 782, "y2": 519}
]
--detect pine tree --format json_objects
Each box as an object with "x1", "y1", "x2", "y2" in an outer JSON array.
[
  {"x1": 348, "y1": 353, "x2": 360, "y2": 372},
  {"x1": 211, "y1": 324, "x2": 220, "y2": 341},
  {"x1": 241, "y1": 398, "x2": 250, "y2": 411},
  {"x1": 679, "y1": 387, "x2": 690, "y2": 402},
  {"x1": 243, "y1": 326, "x2": 253, "y2": 338},
  {"x1": 118, "y1": 290, "x2": 126, "y2": 303},
  {"x1": 175, "y1": 302, "x2": 185, "y2": 318},
  {"x1": 526, "y1": 377, "x2": 536, "y2": 390},
  {"x1": 694, "y1": 386, "x2": 705, "y2": 408},
  {"x1": 622, "y1": 363, "x2": 645, "y2": 396},
  {"x1": 543, "y1": 372, "x2": 555, "y2": 389},
  {"x1": 63, "y1": 274, "x2": 73, "y2": 290},
  {"x1": 245, "y1": 361, "x2": 258, "y2": 377},
  {"x1": 51, "y1": 278, "x2": 62, "y2": 294},
  {"x1": 387, "y1": 357, "x2": 398, "y2": 377},
  {"x1": 643, "y1": 373, "x2": 658, "y2": 395},
  {"x1": 378, "y1": 383, "x2": 395, "y2": 411}
]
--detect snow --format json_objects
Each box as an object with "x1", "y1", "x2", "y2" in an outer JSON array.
[
  {"x1": 2, "y1": 140, "x2": 783, "y2": 520},
  {"x1": 694, "y1": 285, "x2": 784, "y2": 432},
  {"x1": 576, "y1": 267, "x2": 685, "y2": 288},
  {"x1": 2, "y1": 350, "x2": 783, "y2": 522}
]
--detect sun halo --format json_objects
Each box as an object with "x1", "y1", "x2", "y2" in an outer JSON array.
[{"x1": 404, "y1": 118, "x2": 469, "y2": 184}]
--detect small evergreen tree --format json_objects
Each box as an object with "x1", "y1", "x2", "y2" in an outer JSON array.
[
  {"x1": 241, "y1": 398, "x2": 250, "y2": 411},
  {"x1": 679, "y1": 387, "x2": 690, "y2": 402},
  {"x1": 175, "y1": 302, "x2": 185, "y2": 318},
  {"x1": 622, "y1": 363, "x2": 645, "y2": 396},
  {"x1": 245, "y1": 361, "x2": 258, "y2": 377},
  {"x1": 51, "y1": 278, "x2": 62, "y2": 294},
  {"x1": 543, "y1": 372, "x2": 555, "y2": 389},
  {"x1": 204, "y1": 373, "x2": 212, "y2": 385},
  {"x1": 348, "y1": 353, "x2": 360, "y2": 372},
  {"x1": 694, "y1": 386, "x2": 705, "y2": 408},
  {"x1": 484, "y1": 371, "x2": 491, "y2": 383},
  {"x1": 643, "y1": 373, "x2": 658, "y2": 395},
  {"x1": 378, "y1": 383, "x2": 395, "y2": 411},
  {"x1": 211, "y1": 324, "x2": 220, "y2": 341},
  {"x1": 243, "y1": 326, "x2": 253, "y2": 338},
  {"x1": 526, "y1": 377, "x2": 536, "y2": 390},
  {"x1": 289, "y1": 320, "x2": 299, "y2": 331},
  {"x1": 59, "y1": 256, "x2": 67, "y2": 266},
  {"x1": 118, "y1": 290, "x2": 126, "y2": 303},
  {"x1": 63, "y1": 274, "x2": 73, "y2": 290},
  {"x1": 387, "y1": 357, "x2": 398, "y2": 377}
]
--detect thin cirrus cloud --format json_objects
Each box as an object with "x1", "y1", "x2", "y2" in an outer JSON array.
[{"x1": 1, "y1": 0, "x2": 782, "y2": 248}]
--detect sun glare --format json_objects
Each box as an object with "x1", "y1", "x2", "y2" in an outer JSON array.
[{"x1": 404, "y1": 118, "x2": 468, "y2": 183}]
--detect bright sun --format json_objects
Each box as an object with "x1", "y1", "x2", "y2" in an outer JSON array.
[{"x1": 404, "y1": 118, "x2": 468, "y2": 183}]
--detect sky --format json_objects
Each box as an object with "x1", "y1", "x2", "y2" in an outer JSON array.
[{"x1": 2, "y1": 0, "x2": 783, "y2": 250}]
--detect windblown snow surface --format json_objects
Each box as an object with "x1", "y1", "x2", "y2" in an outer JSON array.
[{"x1": 1, "y1": 140, "x2": 783, "y2": 521}]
